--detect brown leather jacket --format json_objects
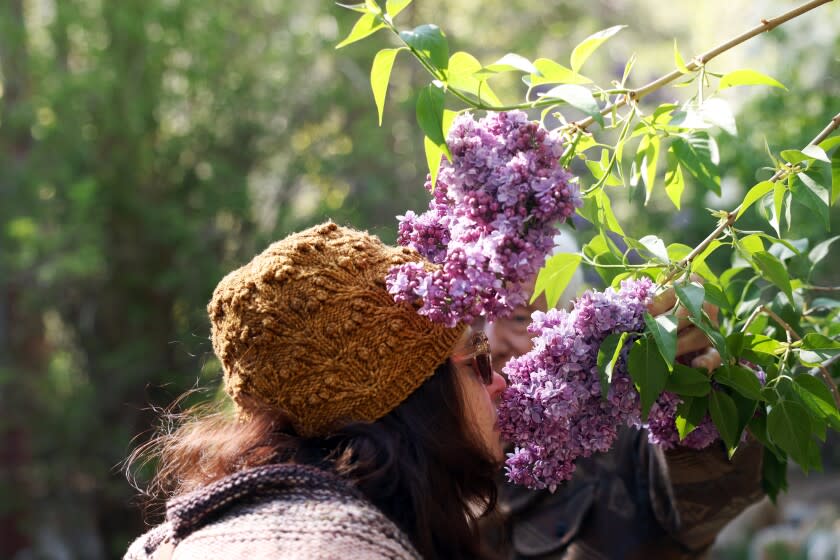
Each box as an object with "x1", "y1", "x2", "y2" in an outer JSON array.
[{"x1": 482, "y1": 428, "x2": 764, "y2": 560}]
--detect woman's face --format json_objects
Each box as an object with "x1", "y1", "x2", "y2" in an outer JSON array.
[
  {"x1": 485, "y1": 291, "x2": 548, "y2": 374},
  {"x1": 450, "y1": 331, "x2": 508, "y2": 463}
]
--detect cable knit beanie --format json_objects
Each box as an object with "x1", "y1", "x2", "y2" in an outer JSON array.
[{"x1": 208, "y1": 222, "x2": 465, "y2": 437}]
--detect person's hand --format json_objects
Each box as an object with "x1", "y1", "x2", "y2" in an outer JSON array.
[{"x1": 647, "y1": 283, "x2": 721, "y2": 373}]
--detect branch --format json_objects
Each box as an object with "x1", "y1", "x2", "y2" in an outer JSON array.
[
  {"x1": 762, "y1": 305, "x2": 840, "y2": 409},
  {"x1": 812, "y1": 112, "x2": 840, "y2": 146},
  {"x1": 572, "y1": 0, "x2": 835, "y2": 132}
]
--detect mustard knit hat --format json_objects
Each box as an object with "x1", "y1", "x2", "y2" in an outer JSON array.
[{"x1": 208, "y1": 222, "x2": 465, "y2": 437}]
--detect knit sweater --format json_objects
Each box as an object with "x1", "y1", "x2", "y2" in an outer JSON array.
[{"x1": 124, "y1": 464, "x2": 421, "y2": 560}]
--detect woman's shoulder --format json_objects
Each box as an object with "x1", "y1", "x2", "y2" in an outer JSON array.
[{"x1": 124, "y1": 463, "x2": 421, "y2": 560}]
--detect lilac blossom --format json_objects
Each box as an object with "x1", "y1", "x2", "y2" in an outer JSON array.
[
  {"x1": 499, "y1": 273, "x2": 767, "y2": 489},
  {"x1": 498, "y1": 278, "x2": 654, "y2": 490},
  {"x1": 386, "y1": 111, "x2": 580, "y2": 327}
]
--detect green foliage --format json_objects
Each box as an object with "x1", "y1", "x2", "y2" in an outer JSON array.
[{"x1": 348, "y1": 0, "x2": 840, "y2": 503}]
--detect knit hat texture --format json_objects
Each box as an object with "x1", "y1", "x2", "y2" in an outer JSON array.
[{"x1": 208, "y1": 222, "x2": 465, "y2": 437}]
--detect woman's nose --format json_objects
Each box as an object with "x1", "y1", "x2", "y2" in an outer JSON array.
[{"x1": 487, "y1": 371, "x2": 507, "y2": 397}]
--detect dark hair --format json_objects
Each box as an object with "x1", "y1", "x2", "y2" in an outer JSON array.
[{"x1": 127, "y1": 360, "x2": 499, "y2": 559}]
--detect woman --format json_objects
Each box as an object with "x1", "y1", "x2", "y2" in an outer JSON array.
[{"x1": 124, "y1": 222, "x2": 507, "y2": 560}]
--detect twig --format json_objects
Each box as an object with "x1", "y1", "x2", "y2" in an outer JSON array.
[
  {"x1": 762, "y1": 305, "x2": 840, "y2": 409},
  {"x1": 572, "y1": 0, "x2": 835, "y2": 132},
  {"x1": 805, "y1": 285, "x2": 840, "y2": 293},
  {"x1": 811, "y1": 112, "x2": 840, "y2": 146},
  {"x1": 811, "y1": 353, "x2": 840, "y2": 378},
  {"x1": 741, "y1": 305, "x2": 764, "y2": 333}
]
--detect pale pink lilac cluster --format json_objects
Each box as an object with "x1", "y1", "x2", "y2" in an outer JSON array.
[
  {"x1": 386, "y1": 111, "x2": 580, "y2": 327},
  {"x1": 498, "y1": 278, "x2": 654, "y2": 490}
]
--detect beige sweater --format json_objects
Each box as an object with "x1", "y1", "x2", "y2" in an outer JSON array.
[{"x1": 124, "y1": 464, "x2": 421, "y2": 560}]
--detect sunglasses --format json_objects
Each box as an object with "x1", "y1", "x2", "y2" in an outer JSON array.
[{"x1": 454, "y1": 331, "x2": 494, "y2": 386}]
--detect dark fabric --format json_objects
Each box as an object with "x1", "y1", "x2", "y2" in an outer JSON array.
[{"x1": 484, "y1": 427, "x2": 764, "y2": 560}]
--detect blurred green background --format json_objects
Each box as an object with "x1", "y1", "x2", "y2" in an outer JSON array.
[{"x1": 0, "y1": 0, "x2": 838, "y2": 558}]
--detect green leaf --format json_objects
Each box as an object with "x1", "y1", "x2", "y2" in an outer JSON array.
[
  {"x1": 385, "y1": 0, "x2": 412, "y2": 17},
  {"x1": 424, "y1": 109, "x2": 457, "y2": 188},
  {"x1": 673, "y1": 39, "x2": 690, "y2": 74},
  {"x1": 481, "y1": 53, "x2": 538, "y2": 75},
  {"x1": 770, "y1": 183, "x2": 785, "y2": 237},
  {"x1": 446, "y1": 52, "x2": 503, "y2": 107},
  {"x1": 802, "y1": 145, "x2": 831, "y2": 163},
  {"x1": 820, "y1": 136, "x2": 840, "y2": 153},
  {"x1": 578, "y1": 190, "x2": 624, "y2": 235},
  {"x1": 718, "y1": 69, "x2": 787, "y2": 91},
  {"x1": 664, "y1": 149, "x2": 685, "y2": 210},
  {"x1": 644, "y1": 312, "x2": 678, "y2": 369},
  {"x1": 336, "y1": 12, "x2": 385, "y2": 49},
  {"x1": 666, "y1": 364, "x2": 712, "y2": 397},
  {"x1": 364, "y1": 0, "x2": 382, "y2": 13},
  {"x1": 736, "y1": 180, "x2": 775, "y2": 220},
  {"x1": 781, "y1": 149, "x2": 817, "y2": 165},
  {"x1": 570, "y1": 25, "x2": 626, "y2": 73},
  {"x1": 638, "y1": 235, "x2": 669, "y2": 264},
  {"x1": 699, "y1": 98, "x2": 737, "y2": 136},
  {"x1": 675, "y1": 282, "x2": 705, "y2": 321},
  {"x1": 761, "y1": 446, "x2": 788, "y2": 503},
  {"x1": 533, "y1": 253, "x2": 582, "y2": 309},
  {"x1": 370, "y1": 48, "x2": 404, "y2": 125},
  {"x1": 676, "y1": 395, "x2": 708, "y2": 440},
  {"x1": 743, "y1": 333, "x2": 785, "y2": 356},
  {"x1": 400, "y1": 24, "x2": 449, "y2": 70},
  {"x1": 703, "y1": 282, "x2": 732, "y2": 314},
  {"x1": 810, "y1": 298, "x2": 840, "y2": 311},
  {"x1": 768, "y1": 400, "x2": 812, "y2": 465},
  {"x1": 336, "y1": 2, "x2": 370, "y2": 14},
  {"x1": 530, "y1": 58, "x2": 591, "y2": 85},
  {"x1": 808, "y1": 235, "x2": 840, "y2": 271},
  {"x1": 416, "y1": 84, "x2": 447, "y2": 149},
  {"x1": 793, "y1": 375, "x2": 840, "y2": 430},
  {"x1": 794, "y1": 173, "x2": 830, "y2": 230},
  {"x1": 541, "y1": 85, "x2": 603, "y2": 127},
  {"x1": 714, "y1": 364, "x2": 763, "y2": 401},
  {"x1": 597, "y1": 332, "x2": 629, "y2": 400},
  {"x1": 709, "y1": 389, "x2": 740, "y2": 451},
  {"x1": 671, "y1": 134, "x2": 720, "y2": 195},
  {"x1": 832, "y1": 147, "x2": 840, "y2": 203},
  {"x1": 752, "y1": 251, "x2": 793, "y2": 302},
  {"x1": 748, "y1": 413, "x2": 783, "y2": 459},
  {"x1": 628, "y1": 337, "x2": 670, "y2": 420},
  {"x1": 641, "y1": 135, "x2": 660, "y2": 202},
  {"x1": 798, "y1": 333, "x2": 840, "y2": 366}
]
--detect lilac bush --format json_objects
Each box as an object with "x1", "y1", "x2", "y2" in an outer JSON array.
[{"x1": 386, "y1": 110, "x2": 580, "y2": 327}]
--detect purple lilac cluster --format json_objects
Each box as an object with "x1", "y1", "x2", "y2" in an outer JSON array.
[
  {"x1": 386, "y1": 111, "x2": 580, "y2": 327},
  {"x1": 497, "y1": 278, "x2": 654, "y2": 490}
]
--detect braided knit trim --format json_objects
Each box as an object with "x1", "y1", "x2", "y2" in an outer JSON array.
[{"x1": 166, "y1": 463, "x2": 364, "y2": 540}]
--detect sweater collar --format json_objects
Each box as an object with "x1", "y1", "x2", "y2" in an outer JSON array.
[{"x1": 166, "y1": 463, "x2": 362, "y2": 540}]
